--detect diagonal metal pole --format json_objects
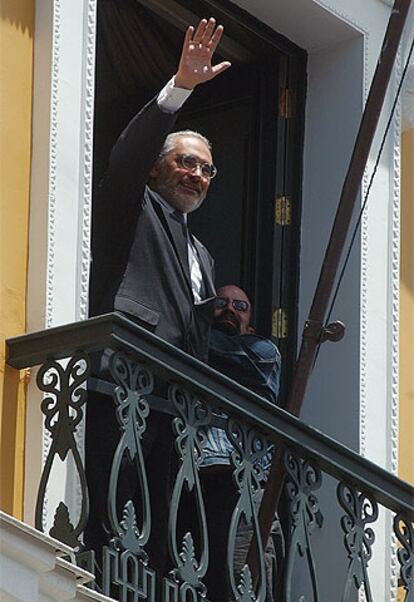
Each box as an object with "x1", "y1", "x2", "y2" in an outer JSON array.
[{"x1": 247, "y1": 0, "x2": 413, "y2": 586}]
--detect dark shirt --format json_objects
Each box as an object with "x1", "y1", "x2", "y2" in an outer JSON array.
[{"x1": 201, "y1": 329, "x2": 281, "y2": 470}]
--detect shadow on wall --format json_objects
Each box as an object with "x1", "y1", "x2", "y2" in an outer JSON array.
[{"x1": 0, "y1": 0, "x2": 34, "y2": 37}]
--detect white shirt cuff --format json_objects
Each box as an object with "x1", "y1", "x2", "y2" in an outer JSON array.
[{"x1": 157, "y1": 76, "x2": 193, "y2": 113}]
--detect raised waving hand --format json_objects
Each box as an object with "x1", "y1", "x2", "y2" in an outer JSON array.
[{"x1": 175, "y1": 18, "x2": 231, "y2": 90}]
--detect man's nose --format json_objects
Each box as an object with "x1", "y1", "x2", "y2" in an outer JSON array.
[
  {"x1": 189, "y1": 165, "x2": 203, "y2": 178},
  {"x1": 224, "y1": 303, "x2": 236, "y2": 315}
]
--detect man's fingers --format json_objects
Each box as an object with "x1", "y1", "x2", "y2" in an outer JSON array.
[
  {"x1": 177, "y1": 18, "x2": 230, "y2": 87},
  {"x1": 211, "y1": 61, "x2": 232, "y2": 78},
  {"x1": 183, "y1": 25, "x2": 194, "y2": 49},
  {"x1": 208, "y1": 24, "x2": 224, "y2": 54},
  {"x1": 200, "y1": 17, "x2": 216, "y2": 45},
  {"x1": 193, "y1": 19, "x2": 208, "y2": 43}
]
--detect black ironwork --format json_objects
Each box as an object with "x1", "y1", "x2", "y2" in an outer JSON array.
[
  {"x1": 283, "y1": 449, "x2": 321, "y2": 602},
  {"x1": 227, "y1": 419, "x2": 268, "y2": 602},
  {"x1": 101, "y1": 351, "x2": 156, "y2": 600},
  {"x1": 102, "y1": 545, "x2": 156, "y2": 601},
  {"x1": 394, "y1": 513, "x2": 413, "y2": 602},
  {"x1": 8, "y1": 313, "x2": 413, "y2": 515},
  {"x1": 108, "y1": 351, "x2": 153, "y2": 557},
  {"x1": 5, "y1": 315, "x2": 414, "y2": 600},
  {"x1": 337, "y1": 482, "x2": 378, "y2": 602},
  {"x1": 35, "y1": 354, "x2": 90, "y2": 550},
  {"x1": 166, "y1": 384, "x2": 211, "y2": 598}
]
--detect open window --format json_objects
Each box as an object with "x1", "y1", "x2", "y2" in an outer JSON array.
[{"x1": 91, "y1": 0, "x2": 307, "y2": 402}]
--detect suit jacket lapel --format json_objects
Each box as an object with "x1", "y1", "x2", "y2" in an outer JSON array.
[
  {"x1": 150, "y1": 197, "x2": 193, "y2": 295},
  {"x1": 168, "y1": 214, "x2": 192, "y2": 284}
]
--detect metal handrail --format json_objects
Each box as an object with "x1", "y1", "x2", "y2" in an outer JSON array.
[{"x1": 6, "y1": 312, "x2": 414, "y2": 517}]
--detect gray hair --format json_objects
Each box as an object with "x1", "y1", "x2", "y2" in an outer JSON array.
[{"x1": 159, "y1": 130, "x2": 212, "y2": 158}]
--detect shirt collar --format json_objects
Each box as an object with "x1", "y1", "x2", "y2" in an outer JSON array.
[{"x1": 149, "y1": 187, "x2": 188, "y2": 224}]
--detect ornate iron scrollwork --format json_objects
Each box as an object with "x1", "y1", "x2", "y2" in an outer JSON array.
[
  {"x1": 35, "y1": 354, "x2": 90, "y2": 550},
  {"x1": 337, "y1": 482, "x2": 378, "y2": 602},
  {"x1": 226, "y1": 418, "x2": 268, "y2": 602},
  {"x1": 394, "y1": 513, "x2": 413, "y2": 602},
  {"x1": 102, "y1": 351, "x2": 155, "y2": 600},
  {"x1": 283, "y1": 449, "x2": 321, "y2": 602},
  {"x1": 107, "y1": 351, "x2": 154, "y2": 556},
  {"x1": 165, "y1": 384, "x2": 211, "y2": 600},
  {"x1": 103, "y1": 545, "x2": 156, "y2": 602}
]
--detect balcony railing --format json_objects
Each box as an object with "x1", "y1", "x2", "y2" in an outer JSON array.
[{"x1": 6, "y1": 312, "x2": 414, "y2": 602}]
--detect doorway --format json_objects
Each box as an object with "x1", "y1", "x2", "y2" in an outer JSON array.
[{"x1": 91, "y1": 0, "x2": 307, "y2": 402}]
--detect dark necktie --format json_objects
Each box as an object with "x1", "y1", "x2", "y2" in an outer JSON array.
[{"x1": 173, "y1": 211, "x2": 205, "y2": 299}]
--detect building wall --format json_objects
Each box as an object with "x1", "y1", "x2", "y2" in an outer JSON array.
[
  {"x1": 399, "y1": 110, "x2": 414, "y2": 486},
  {"x1": 0, "y1": 0, "x2": 34, "y2": 518},
  {"x1": 2, "y1": 0, "x2": 409, "y2": 598},
  {"x1": 23, "y1": 0, "x2": 97, "y2": 527}
]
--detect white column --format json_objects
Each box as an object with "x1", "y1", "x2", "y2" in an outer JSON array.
[{"x1": 26, "y1": 0, "x2": 97, "y2": 534}]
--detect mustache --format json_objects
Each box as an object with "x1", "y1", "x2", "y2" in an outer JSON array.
[
  {"x1": 180, "y1": 179, "x2": 203, "y2": 193},
  {"x1": 214, "y1": 311, "x2": 241, "y2": 329}
]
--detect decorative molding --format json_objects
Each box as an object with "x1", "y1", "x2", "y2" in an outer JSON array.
[
  {"x1": 359, "y1": 28, "x2": 371, "y2": 462},
  {"x1": 389, "y1": 48, "x2": 402, "y2": 602},
  {"x1": 359, "y1": 24, "x2": 371, "y2": 469},
  {"x1": 42, "y1": 0, "x2": 98, "y2": 540},
  {"x1": 390, "y1": 528, "x2": 399, "y2": 602},
  {"x1": 46, "y1": 0, "x2": 97, "y2": 327},
  {"x1": 42, "y1": 430, "x2": 52, "y2": 532},
  {"x1": 390, "y1": 49, "x2": 401, "y2": 481},
  {"x1": 74, "y1": 0, "x2": 97, "y2": 535},
  {"x1": 77, "y1": 0, "x2": 97, "y2": 323},
  {"x1": 46, "y1": 0, "x2": 62, "y2": 330}
]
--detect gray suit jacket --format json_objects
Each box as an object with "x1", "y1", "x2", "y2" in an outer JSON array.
[{"x1": 91, "y1": 96, "x2": 216, "y2": 360}]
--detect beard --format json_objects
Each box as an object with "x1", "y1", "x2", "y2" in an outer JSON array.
[
  {"x1": 213, "y1": 312, "x2": 241, "y2": 336},
  {"x1": 154, "y1": 179, "x2": 207, "y2": 214}
]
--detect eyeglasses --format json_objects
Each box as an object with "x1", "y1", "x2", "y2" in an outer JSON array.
[
  {"x1": 177, "y1": 154, "x2": 218, "y2": 180},
  {"x1": 215, "y1": 296, "x2": 249, "y2": 312}
]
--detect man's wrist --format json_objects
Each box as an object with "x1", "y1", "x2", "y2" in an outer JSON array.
[
  {"x1": 174, "y1": 74, "x2": 194, "y2": 91},
  {"x1": 157, "y1": 76, "x2": 193, "y2": 113}
]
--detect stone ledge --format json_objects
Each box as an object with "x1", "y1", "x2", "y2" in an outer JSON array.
[{"x1": 0, "y1": 511, "x2": 115, "y2": 601}]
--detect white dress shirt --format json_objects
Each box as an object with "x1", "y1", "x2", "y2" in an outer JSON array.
[{"x1": 156, "y1": 77, "x2": 204, "y2": 303}]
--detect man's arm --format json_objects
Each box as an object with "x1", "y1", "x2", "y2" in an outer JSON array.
[
  {"x1": 93, "y1": 18, "x2": 231, "y2": 284},
  {"x1": 209, "y1": 331, "x2": 281, "y2": 405}
]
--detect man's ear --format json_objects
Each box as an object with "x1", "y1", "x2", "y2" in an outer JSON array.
[
  {"x1": 247, "y1": 325, "x2": 256, "y2": 335},
  {"x1": 149, "y1": 158, "x2": 161, "y2": 179}
]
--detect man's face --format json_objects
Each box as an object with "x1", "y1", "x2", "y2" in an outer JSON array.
[
  {"x1": 149, "y1": 136, "x2": 213, "y2": 214},
  {"x1": 213, "y1": 285, "x2": 252, "y2": 336}
]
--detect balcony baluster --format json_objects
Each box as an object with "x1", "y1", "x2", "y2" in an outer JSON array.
[{"x1": 5, "y1": 313, "x2": 414, "y2": 602}]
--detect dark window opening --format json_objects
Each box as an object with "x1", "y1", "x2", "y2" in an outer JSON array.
[{"x1": 91, "y1": 0, "x2": 307, "y2": 404}]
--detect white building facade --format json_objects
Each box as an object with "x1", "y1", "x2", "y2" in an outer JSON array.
[{"x1": 9, "y1": 0, "x2": 413, "y2": 600}]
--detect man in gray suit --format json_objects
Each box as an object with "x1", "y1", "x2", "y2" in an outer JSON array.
[
  {"x1": 91, "y1": 17, "x2": 231, "y2": 360},
  {"x1": 86, "y1": 18, "x2": 231, "y2": 584}
]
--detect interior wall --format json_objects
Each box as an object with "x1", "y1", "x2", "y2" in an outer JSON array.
[{"x1": 0, "y1": 0, "x2": 34, "y2": 519}]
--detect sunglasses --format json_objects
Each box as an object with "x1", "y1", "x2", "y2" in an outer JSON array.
[
  {"x1": 177, "y1": 154, "x2": 218, "y2": 180},
  {"x1": 215, "y1": 296, "x2": 249, "y2": 312}
]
